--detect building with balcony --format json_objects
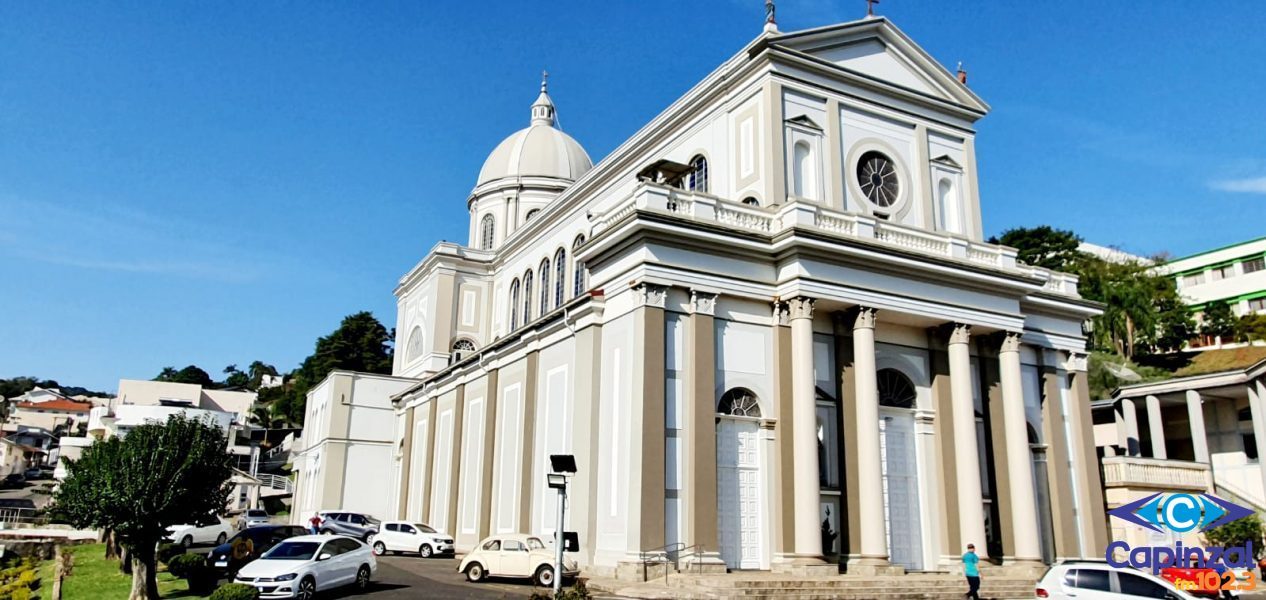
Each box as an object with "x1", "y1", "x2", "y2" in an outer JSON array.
[
  {"x1": 1094, "y1": 351, "x2": 1266, "y2": 549},
  {"x1": 363, "y1": 15, "x2": 1110, "y2": 579},
  {"x1": 1162, "y1": 236, "x2": 1266, "y2": 347}
]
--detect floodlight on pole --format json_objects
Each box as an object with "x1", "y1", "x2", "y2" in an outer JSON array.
[{"x1": 548, "y1": 454, "x2": 575, "y2": 596}]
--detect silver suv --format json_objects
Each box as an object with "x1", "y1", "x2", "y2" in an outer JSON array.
[
  {"x1": 317, "y1": 511, "x2": 380, "y2": 542},
  {"x1": 1035, "y1": 560, "x2": 1196, "y2": 599}
]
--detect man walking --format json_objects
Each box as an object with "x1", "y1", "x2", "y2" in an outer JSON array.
[
  {"x1": 963, "y1": 543, "x2": 981, "y2": 600},
  {"x1": 308, "y1": 512, "x2": 323, "y2": 535}
]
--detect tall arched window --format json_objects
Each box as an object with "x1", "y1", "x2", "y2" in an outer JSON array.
[
  {"x1": 572, "y1": 235, "x2": 587, "y2": 298},
  {"x1": 406, "y1": 326, "x2": 425, "y2": 362},
  {"x1": 553, "y1": 248, "x2": 566, "y2": 307},
  {"x1": 937, "y1": 178, "x2": 959, "y2": 233},
  {"x1": 538, "y1": 258, "x2": 551, "y2": 314},
  {"x1": 718, "y1": 388, "x2": 761, "y2": 417},
  {"x1": 688, "y1": 155, "x2": 708, "y2": 193},
  {"x1": 480, "y1": 214, "x2": 495, "y2": 250},
  {"x1": 451, "y1": 339, "x2": 476, "y2": 364},
  {"x1": 877, "y1": 368, "x2": 917, "y2": 409},
  {"x1": 792, "y1": 142, "x2": 814, "y2": 199},
  {"x1": 509, "y1": 278, "x2": 520, "y2": 330},
  {"x1": 522, "y1": 270, "x2": 534, "y2": 324}
]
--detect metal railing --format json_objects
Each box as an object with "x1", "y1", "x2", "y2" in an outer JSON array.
[
  {"x1": 0, "y1": 508, "x2": 50, "y2": 528},
  {"x1": 257, "y1": 474, "x2": 293, "y2": 494},
  {"x1": 637, "y1": 542, "x2": 708, "y2": 583}
]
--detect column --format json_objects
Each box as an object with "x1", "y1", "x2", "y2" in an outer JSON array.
[
  {"x1": 395, "y1": 406, "x2": 416, "y2": 519},
  {"x1": 1187, "y1": 390, "x2": 1209, "y2": 463},
  {"x1": 1119, "y1": 398, "x2": 1140, "y2": 456},
  {"x1": 478, "y1": 370, "x2": 499, "y2": 540},
  {"x1": 628, "y1": 284, "x2": 667, "y2": 557},
  {"x1": 1247, "y1": 383, "x2": 1266, "y2": 495},
  {"x1": 997, "y1": 331, "x2": 1042, "y2": 564},
  {"x1": 1038, "y1": 354, "x2": 1077, "y2": 560},
  {"x1": 851, "y1": 306, "x2": 889, "y2": 566},
  {"x1": 947, "y1": 324, "x2": 988, "y2": 557},
  {"x1": 788, "y1": 297, "x2": 823, "y2": 561},
  {"x1": 685, "y1": 291, "x2": 723, "y2": 566},
  {"x1": 1066, "y1": 353, "x2": 1108, "y2": 557},
  {"x1": 1145, "y1": 395, "x2": 1166, "y2": 459}
]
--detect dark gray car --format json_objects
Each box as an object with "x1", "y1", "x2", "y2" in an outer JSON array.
[{"x1": 317, "y1": 511, "x2": 379, "y2": 542}]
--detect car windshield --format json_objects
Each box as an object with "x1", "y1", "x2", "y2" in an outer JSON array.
[
  {"x1": 413, "y1": 524, "x2": 436, "y2": 534},
  {"x1": 247, "y1": 510, "x2": 266, "y2": 517},
  {"x1": 262, "y1": 541, "x2": 320, "y2": 561}
]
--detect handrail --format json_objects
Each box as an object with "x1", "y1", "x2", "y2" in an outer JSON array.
[{"x1": 637, "y1": 542, "x2": 709, "y2": 582}]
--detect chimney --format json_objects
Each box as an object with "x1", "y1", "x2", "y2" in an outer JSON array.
[{"x1": 956, "y1": 61, "x2": 968, "y2": 85}]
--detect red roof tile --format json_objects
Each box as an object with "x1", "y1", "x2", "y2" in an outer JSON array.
[{"x1": 14, "y1": 399, "x2": 93, "y2": 413}]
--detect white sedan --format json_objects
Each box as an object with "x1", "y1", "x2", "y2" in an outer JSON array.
[
  {"x1": 372, "y1": 521, "x2": 454, "y2": 558},
  {"x1": 235, "y1": 535, "x2": 376, "y2": 600},
  {"x1": 458, "y1": 534, "x2": 578, "y2": 587},
  {"x1": 165, "y1": 520, "x2": 233, "y2": 548}
]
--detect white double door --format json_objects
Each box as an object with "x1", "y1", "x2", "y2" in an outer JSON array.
[
  {"x1": 717, "y1": 417, "x2": 763, "y2": 570},
  {"x1": 880, "y1": 409, "x2": 923, "y2": 571}
]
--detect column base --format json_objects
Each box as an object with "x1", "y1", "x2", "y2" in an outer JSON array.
[
  {"x1": 614, "y1": 559, "x2": 671, "y2": 582},
  {"x1": 845, "y1": 554, "x2": 904, "y2": 576},
  {"x1": 680, "y1": 551, "x2": 728, "y2": 575},
  {"x1": 988, "y1": 558, "x2": 1047, "y2": 578}
]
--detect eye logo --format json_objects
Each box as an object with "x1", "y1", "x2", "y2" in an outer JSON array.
[{"x1": 1109, "y1": 493, "x2": 1253, "y2": 533}]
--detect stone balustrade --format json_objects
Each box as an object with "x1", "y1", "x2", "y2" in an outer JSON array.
[
  {"x1": 591, "y1": 182, "x2": 1084, "y2": 296},
  {"x1": 1101, "y1": 455, "x2": 1212, "y2": 492}
]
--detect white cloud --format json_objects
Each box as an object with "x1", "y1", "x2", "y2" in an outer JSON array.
[{"x1": 1210, "y1": 176, "x2": 1266, "y2": 195}]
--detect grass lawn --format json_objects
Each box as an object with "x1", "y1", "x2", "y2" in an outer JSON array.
[{"x1": 36, "y1": 544, "x2": 196, "y2": 600}]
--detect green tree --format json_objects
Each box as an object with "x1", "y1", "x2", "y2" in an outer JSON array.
[
  {"x1": 221, "y1": 365, "x2": 249, "y2": 389},
  {"x1": 1203, "y1": 513, "x2": 1264, "y2": 559},
  {"x1": 153, "y1": 365, "x2": 215, "y2": 387},
  {"x1": 52, "y1": 415, "x2": 233, "y2": 600},
  {"x1": 1236, "y1": 314, "x2": 1266, "y2": 343},
  {"x1": 1201, "y1": 300, "x2": 1238, "y2": 341},
  {"x1": 246, "y1": 361, "x2": 279, "y2": 390},
  {"x1": 989, "y1": 226, "x2": 1083, "y2": 271}
]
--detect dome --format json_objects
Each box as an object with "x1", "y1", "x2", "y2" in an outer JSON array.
[{"x1": 475, "y1": 78, "x2": 593, "y2": 187}]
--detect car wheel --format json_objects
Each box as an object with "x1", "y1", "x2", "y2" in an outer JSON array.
[
  {"x1": 363, "y1": 532, "x2": 375, "y2": 544},
  {"x1": 355, "y1": 565, "x2": 371, "y2": 591},
  {"x1": 373, "y1": 541, "x2": 386, "y2": 556},
  {"x1": 215, "y1": 532, "x2": 227, "y2": 545},
  {"x1": 320, "y1": 528, "x2": 334, "y2": 535},
  {"x1": 465, "y1": 562, "x2": 485, "y2": 583},
  {"x1": 181, "y1": 535, "x2": 193, "y2": 548},
  {"x1": 535, "y1": 564, "x2": 555, "y2": 588},
  {"x1": 296, "y1": 576, "x2": 316, "y2": 600},
  {"x1": 419, "y1": 544, "x2": 432, "y2": 558}
]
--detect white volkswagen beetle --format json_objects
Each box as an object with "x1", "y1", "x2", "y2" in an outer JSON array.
[
  {"x1": 457, "y1": 534, "x2": 578, "y2": 587},
  {"x1": 235, "y1": 535, "x2": 375, "y2": 600},
  {"x1": 371, "y1": 520, "x2": 454, "y2": 558}
]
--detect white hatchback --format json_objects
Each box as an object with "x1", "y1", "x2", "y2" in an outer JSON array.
[
  {"x1": 235, "y1": 535, "x2": 376, "y2": 600},
  {"x1": 372, "y1": 521, "x2": 454, "y2": 558},
  {"x1": 1036, "y1": 560, "x2": 1198, "y2": 599},
  {"x1": 165, "y1": 520, "x2": 232, "y2": 548}
]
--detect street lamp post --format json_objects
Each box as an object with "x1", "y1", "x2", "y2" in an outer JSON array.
[{"x1": 547, "y1": 454, "x2": 577, "y2": 598}]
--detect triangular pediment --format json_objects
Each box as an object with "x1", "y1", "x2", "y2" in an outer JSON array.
[
  {"x1": 771, "y1": 18, "x2": 989, "y2": 114},
  {"x1": 931, "y1": 154, "x2": 962, "y2": 168},
  {"x1": 785, "y1": 114, "x2": 823, "y2": 130}
]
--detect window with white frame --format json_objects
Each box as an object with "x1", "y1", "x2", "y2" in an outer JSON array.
[
  {"x1": 553, "y1": 248, "x2": 566, "y2": 307},
  {"x1": 522, "y1": 270, "x2": 534, "y2": 324},
  {"x1": 538, "y1": 258, "x2": 551, "y2": 314},
  {"x1": 1250, "y1": 298, "x2": 1266, "y2": 312},
  {"x1": 1211, "y1": 264, "x2": 1235, "y2": 281},
  {"x1": 572, "y1": 235, "x2": 587, "y2": 297},
  {"x1": 451, "y1": 339, "x2": 476, "y2": 363},
  {"x1": 1243, "y1": 257, "x2": 1265, "y2": 274},
  {"x1": 688, "y1": 155, "x2": 708, "y2": 193},
  {"x1": 509, "y1": 278, "x2": 520, "y2": 330},
  {"x1": 1182, "y1": 273, "x2": 1204, "y2": 287},
  {"x1": 479, "y1": 214, "x2": 495, "y2": 250}
]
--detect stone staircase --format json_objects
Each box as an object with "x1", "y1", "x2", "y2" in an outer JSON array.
[{"x1": 589, "y1": 572, "x2": 1040, "y2": 600}]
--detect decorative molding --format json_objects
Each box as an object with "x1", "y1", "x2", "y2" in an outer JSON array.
[
  {"x1": 999, "y1": 330, "x2": 1024, "y2": 354},
  {"x1": 948, "y1": 322, "x2": 972, "y2": 345},
  {"x1": 690, "y1": 289, "x2": 717, "y2": 316},
  {"x1": 772, "y1": 301, "x2": 791, "y2": 326},
  {"x1": 787, "y1": 296, "x2": 815, "y2": 320},
  {"x1": 850, "y1": 306, "x2": 878, "y2": 330},
  {"x1": 1064, "y1": 351, "x2": 1089, "y2": 373},
  {"x1": 636, "y1": 283, "x2": 669, "y2": 309}
]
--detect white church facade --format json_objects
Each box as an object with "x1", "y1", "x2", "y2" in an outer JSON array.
[{"x1": 376, "y1": 16, "x2": 1108, "y2": 576}]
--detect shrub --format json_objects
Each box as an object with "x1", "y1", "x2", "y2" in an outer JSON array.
[
  {"x1": 158, "y1": 542, "x2": 185, "y2": 565},
  {"x1": 528, "y1": 579, "x2": 591, "y2": 600},
  {"x1": 210, "y1": 583, "x2": 261, "y2": 600},
  {"x1": 167, "y1": 553, "x2": 206, "y2": 579}
]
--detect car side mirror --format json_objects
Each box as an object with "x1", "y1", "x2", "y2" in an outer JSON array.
[{"x1": 317, "y1": 553, "x2": 332, "y2": 561}]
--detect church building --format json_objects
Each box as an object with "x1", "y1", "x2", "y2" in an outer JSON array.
[{"x1": 381, "y1": 15, "x2": 1109, "y2": 576}]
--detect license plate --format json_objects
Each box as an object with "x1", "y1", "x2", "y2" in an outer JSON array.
[{"x1": 214, "y1": 561, "x2": 228, "y2": 568}]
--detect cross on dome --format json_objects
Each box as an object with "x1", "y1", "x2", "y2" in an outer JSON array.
[{"x1": 531, "y1": 71, "x2": 556, "y2": 127}]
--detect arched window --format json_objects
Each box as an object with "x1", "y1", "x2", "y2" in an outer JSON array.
[
  {"x1": 509, "y1": 278, "x2": 520, "y2": 330},
  {"x1": 553, "y1": 248, "x2": 566, "y2": 307},
  {"x1": 741, "y1": 197, "x2": 760, "y2": 207},
  {"x1": 792, "y1": 142, "x2": 814, "y2": 199},
  {"x1": 688, "y1": 155, "x2": 708, "y2": 193},
  {"x1": 937, "y1": 178, "x2": 959, "y2": 233},
  {"x1": 522, "y1": 270, "x2": 534, "y2": 324},
  {"x1": 538, "y1": 258, "x2": 551, "y2": 314},
  {"x1": 526, "y1": 208, "x2": 540, "y2": 221},
  {"x1": 718, "y1": 388, "x2": 761, "y2": 417},
  {"x1": 406, "y1": 326, "x2": 425, "y2": 361},
  {"x1": 480, "y1": 214, "x2": 495, "y2": 250},
  {"x1": 877, "y1": 368, "x2": 917, "y2": 409},
  {"x1": 451, "y1": 339, "x2": 476, "y2": 363},
  {"x1": 572, "y1": 235, "x2": 587, "y2": 298}
]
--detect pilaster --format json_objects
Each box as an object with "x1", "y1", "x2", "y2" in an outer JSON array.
[
  {"x1": 1038, "y1": 357, "x2": 1077, "y2": 560},
  {"x1": 519, "y1": 352, "x2": 539, "y2": 534},
  {"x1": 478, "y1": 369, "x2": 499, "y2": 540},
  {"x1": 396, "y1": 406, "x2": 415, "y2": 519},
  {"x1": 446, "y1": 384, "x2": 466, "y2": 537},
  {"x1": 684, "y1": 291, "x2": 724, "y2": 569}
]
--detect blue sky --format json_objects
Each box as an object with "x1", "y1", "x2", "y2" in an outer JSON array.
[{"x1": 2, "y1": 1, "x2": 1263, "y2": 392}]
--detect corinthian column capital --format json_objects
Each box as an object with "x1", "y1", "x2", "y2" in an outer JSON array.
[
  {"x1": 848, "y1": 306, "x2": 878, "y2": 331},
  {"x1": 999, "y1": 330, "x2": 1023, "y2": 354},
  {"x1": 787, "y1": 296, "x2": 815, "y2": 320},
  {"x1": 689, "y1": 289, "x2": 717, "y2": 315},
  {"x1": 636, "y1": 283, "x2": 668, "y2": 308},
  {"x1": 947, "y1": 322, "x2": 972, "y2": 345}
]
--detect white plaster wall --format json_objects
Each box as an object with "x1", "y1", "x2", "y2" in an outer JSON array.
[
  {"x1": 594, "y1": 311, "x2": 635, "y2": 565},
  {"x1": 532, "y1": 338, "x2": 577, "y2": 539},
  {"x1": 342, "y1": 442, "x2": 393, "y2": 520}
]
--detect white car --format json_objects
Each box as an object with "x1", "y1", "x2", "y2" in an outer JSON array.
[
  {"x1": 239, "y1": 509, "x2": 271, "y2": 529},
  {"x1": 372, "y1": 521, "x2": 454, "y2": 558},
  {"x1": 235, "y1": 535, "x2": 376, "y2": 600},
  {"x1": 165, "y1": 520, "x2": 233, "y2": 548},
  {"x1": 1036, "y1": 560, "x2": 1197, "y2": 599},
  {"x1": 458, "y1": 533, "x2": 578, "y2": 588}
]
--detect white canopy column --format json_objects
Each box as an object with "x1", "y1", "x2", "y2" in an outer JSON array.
[
  {"x1": 788, "y1": 297, "x2": 824, "y2": 562},
  {"x1": 851, "y1": 306, "x2": 890, "y2": 567},
  {"x1": 1145, "y1": 395, "x2": 1166, "y2": 459},
  {"x1": 947, "y1": 323, "x2": 988, "y2": 557},
  {"x1": 1186, "y1": 390, "x2": 1210, "y2": 463},
  {"x1": 998, "y1": 331, "x2": 1042, "y2": 564}
]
